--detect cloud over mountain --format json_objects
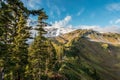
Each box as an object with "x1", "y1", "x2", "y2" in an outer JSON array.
[
  {"x1": 49, "y1": 16, "x2": 120, "y2": 34},
  {"x1": 78, "y1": 25, "x2": 120, "y2": 33},
  {"x1": 49, "y1": 16, "x2": 72, "y2": 28}
]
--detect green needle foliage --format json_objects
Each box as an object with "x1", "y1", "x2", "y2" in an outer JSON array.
[
  {"x1": 10, "y1": 14, "x2": 30, "y2": 80},
  {"x1": 28, "y1": 11, "x2": 56, "y2": 80},
  {"x1": 0, "y1": 0, "x2": 47, "y2": 80}
]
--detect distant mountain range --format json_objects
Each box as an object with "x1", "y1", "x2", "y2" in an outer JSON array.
[{"x1": 45, "y1": 26, "x2": 120, "y2": 44}]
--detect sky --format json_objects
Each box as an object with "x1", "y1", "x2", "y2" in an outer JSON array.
[{"x1": 21, "y1": 0, "x2": 120, "y2": 33}]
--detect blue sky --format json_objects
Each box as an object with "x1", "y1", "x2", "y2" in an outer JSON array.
[{"x1": 21, "y1": 0, "x2": 120, "y2": 33}]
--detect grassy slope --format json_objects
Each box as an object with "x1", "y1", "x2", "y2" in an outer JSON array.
[
  {"x1": 74, "y1": 38, "x2": 120, "y2": 80},
  {"x1": 51, "y1": 29, "x2": 120, "y2": 80}
]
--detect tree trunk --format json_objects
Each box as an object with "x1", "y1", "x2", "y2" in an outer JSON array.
[
  {"x1": 0, "y1": 67, "x2": 2, "y2": 80},
  {"x1": 15, "y1": 71, "x2": 20, "y2": 80},
  {"x1": 0, "y1": 67, "x2": 4, "y2": 80},
  {"x1": 17, "y1": 72, "x2": 20, "y2": 80}
]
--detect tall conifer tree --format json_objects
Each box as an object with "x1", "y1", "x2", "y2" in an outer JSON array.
[
  {"x1": 11, "y1": 14, "x2": 31, "y2": 80},
  {"x1": 0, "y1": 0, "x2": 29, "y2": 79},
  {"x1": 28, "y1": 10, "x2": 56, "y2": 80}
]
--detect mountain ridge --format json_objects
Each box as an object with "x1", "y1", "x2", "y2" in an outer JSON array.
[
  {"x1": 52, "y1": 29, "x2": 120, "y2": 45},
  {"x1": 51, "y1": 29, "x2": 120, "y2": 80}
]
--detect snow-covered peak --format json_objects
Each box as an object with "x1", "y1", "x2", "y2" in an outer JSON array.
[{"x1": 45, "y1": 26, "x2": 76, "y2": 37}]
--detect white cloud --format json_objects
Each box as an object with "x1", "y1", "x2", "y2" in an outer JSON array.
[
  {"x1": 28, "y1": 0, "x2": 41, "y2": 9},
  {"x1": 45, "y1": 16, "x2": 76, "y2": 37},
  {"x1": 96, "y1": 26, "x2": 120, "y2": 33},
  {"x1": 106, "y1": 3, "x2": 120, "y2": 11},
  {"x1": 49, "y1": 16, "x2": 72, "y2": 28},
  {"x1": 77, "y1": 25, "x2": 97, "y2": 29},
  {"x1": 77, "y1": 8, "x2": 84, "y2": 16},
  {"x1": 109, "y1": 18, "x2": 120, "y2": 25},
  {"x1": 77, "y1": 25, "x2": 120, "y2": 33},
  {"x1": 115, "y1": 19, "x2": 120, "y2": 24},
  {"x1": 47, "y1": 16, "x2": 120, "y2": 33}
]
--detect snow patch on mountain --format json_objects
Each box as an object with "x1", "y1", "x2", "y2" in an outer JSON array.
[
  {"x1": 45, "y1": 26, "x2": 76, "y2": 37},
  {"x1": 44, "y1": 16, "x2": 76, "y2": 37}
]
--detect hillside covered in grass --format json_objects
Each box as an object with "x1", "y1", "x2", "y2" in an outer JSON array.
[{"x1": 51, "y1": 29, "x2": 120, "y2": 80}]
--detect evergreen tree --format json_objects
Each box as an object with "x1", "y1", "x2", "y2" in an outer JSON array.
[
  {"x1": 28, "y1": 10, "x2": 56, "y2": 80},
  {"x1": 10, "y1": 14, "x2": 31, "y2": 80},
  {"x1": 0, "y1": 0, "x2": 52, "y2": 79},
  {"x1": 0, "y1": 1, "x2": 13, "y2": 79},
  {"x1": 0, "y1": 0, "x2": 30, "y2": 79}
]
